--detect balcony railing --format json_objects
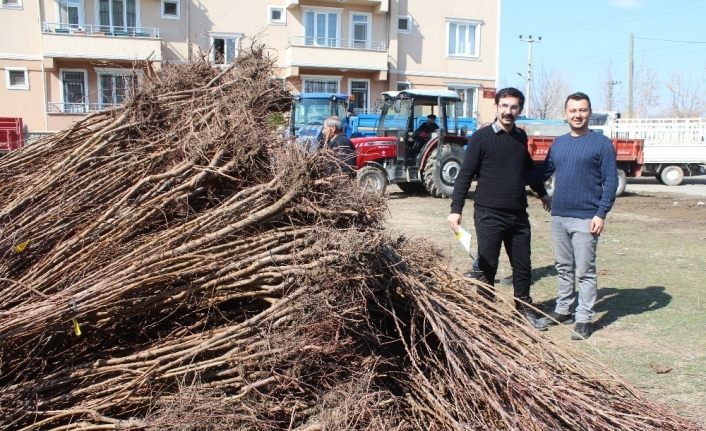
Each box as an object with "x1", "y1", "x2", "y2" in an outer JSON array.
[
  {"x1": 42, "y1": 22, "x2": 159, "y2": 38},
  {"x1": 288, "y1": 36, "x2": 386, "y2": 51},
  {"x1": 48, "y1": 102, "x2": 120, "y2": 114}
]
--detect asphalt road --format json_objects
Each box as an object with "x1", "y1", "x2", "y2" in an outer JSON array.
[{"x1": 625, "y1": 175, "x2": 706, "y2": 198}]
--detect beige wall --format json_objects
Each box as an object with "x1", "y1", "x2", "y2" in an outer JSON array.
[
  {"x1": 1, "y1": 2, "x2": 42, "y2": 55},
  {"x1": 0, "y1": 60, "x2": 45, "y2": 133}
]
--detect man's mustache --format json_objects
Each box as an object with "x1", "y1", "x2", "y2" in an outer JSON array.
[{"x1": 501, "y1": 114, "x2": 515, "y2": 120}]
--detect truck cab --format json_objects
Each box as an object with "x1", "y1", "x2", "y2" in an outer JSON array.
[{"x1": 352, "y1": 89, "x2": 468, "y2": 197}]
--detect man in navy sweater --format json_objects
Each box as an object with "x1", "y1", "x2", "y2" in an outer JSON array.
[
  {"x1": 540, "y1": 92, "x2": 618, "y2": 340},
  {"x1": 447, "y1": 87, "x2": 551, "y2": 330}
]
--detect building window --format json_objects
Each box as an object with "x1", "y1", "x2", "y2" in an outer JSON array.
[
  {"x1": 268, "y1": 6, "x2": 285, "y2": 25},
  {"x1": 398, "y1": 16, "x2": 411, "y2": 34},
  {"x1": 350, "y1": 13, "x2": 371, "y2": 49},
  {"x1": 447, "y1": 19, "x2": 481, "y2": 58},
  {"x1": 210, "y1": 33, "x2": 242, "y2": 66},
  {"x1": 61, "y1": 69, "x2": 87, "y2": 112},
  {"x1": 1, "y1": 0, "x2": 22, "y2": 9},
  {"x1": 98, "y1": 0, "x2": 137, "y2": 31},
  {"x1": 59, "y1": 0, "x2": 83, "y2": 29},
  {"x1": 5, "y1": 67, "x2": 29, "y2": 90},
  {"x1": 448, "y1": 86, "x2": 478, "y2": 117},
  {"x1": 396, "y1": 81, "x2": 411, "y2": 91},
  {"x1": 97, "y1": 70, "x2": 138, "y2": 108},
  {"x1": 303, "y1": 77, "x2": 339, "y2": 93},
  {"x1": 349, "y1": 79, "x2": 369, "y2": 112},
  {"x1": 303, "y1": 8, "x2": 340, "y2": 47},
  {"x1": 161, "y1": 0, "x2": 179, "y2": 19}
]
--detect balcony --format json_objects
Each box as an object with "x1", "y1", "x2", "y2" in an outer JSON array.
[
  {"x1": 286, "y1": 0, "x2": 388, "y2": 14},
  {"x1": 285, "y1": 37, "x2": 388, "y2": 74},
  {"x1": 42, "y1": 23, "x2": 162, "y2": 62},
  {"x1": 47, "y1": 102, "x2": 120, "y2": 114}
]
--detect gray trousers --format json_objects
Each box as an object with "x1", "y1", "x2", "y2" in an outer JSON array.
[{"x1": 551, "y1": 216, "x2": 599, "y2": 323}]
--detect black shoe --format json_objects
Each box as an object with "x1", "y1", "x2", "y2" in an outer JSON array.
[
  {"x1": 518, "y1": 308, "x2": 548, "y2": 331},
  {"x1": 571, "y1": 322, "x2": 592, "y2": 340},
  {"x1": 538, "y1": 311, "x2": 574, "y2": 327}
]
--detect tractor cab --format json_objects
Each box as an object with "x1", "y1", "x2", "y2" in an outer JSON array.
[
  {"x1": 288, "y1": 93, "x2": 349, "y2": 150},
  {"x1": 353, "y1": 89, "x2": 467, "y2": 197}
]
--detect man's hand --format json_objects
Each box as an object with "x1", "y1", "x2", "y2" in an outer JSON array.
[
  {"x1": 590, "y1": 216, "x2": 605, "y2": 235},
  {"x1": 540, "y1": 195, "x2": 552, "y2": 212},
  {"x1": 447, "y1": 213, "x2": 462, "y2": 233}
]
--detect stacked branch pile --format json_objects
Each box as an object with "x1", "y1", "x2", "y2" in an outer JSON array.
[{"x1": 0, "y1": 43, "x2": 701, "y2": 430}]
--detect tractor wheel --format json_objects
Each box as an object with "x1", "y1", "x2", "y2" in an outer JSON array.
[
  {"x1": 660, "y1": 165, "x2": 684, "y2": 186},
  {"x1": 423, "y1": 146, "x2": 464, "y2": 198},
  {"x1": 357, "y1": 165, "x2": 388, "y2": 195},
  {"x1": 616, "y1": 169, "x2": 627, "y2": 196},
  {"x1": 397, "y1": 182, "x2": 427, "y2": 194}
]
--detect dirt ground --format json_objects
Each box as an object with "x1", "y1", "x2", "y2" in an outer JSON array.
[{"x1": 384, "y1": 185, "x2": 706, "y2": 426}]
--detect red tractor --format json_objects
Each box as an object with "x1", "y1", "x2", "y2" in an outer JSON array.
[{"x1": 351, "y1": 90, "x2": 468, "y2": 198}]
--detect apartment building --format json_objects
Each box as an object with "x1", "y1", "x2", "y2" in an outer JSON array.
[{"x1": 0, "y1": 0, "x2": 500, "y2": 136}]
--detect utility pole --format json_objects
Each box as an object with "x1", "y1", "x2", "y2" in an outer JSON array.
[
  {"x1": 627, "y1": 33, "x2": 634, "y2": 118},
  {"x1": 607, "y1": 80, "x2": 621, "y2": 111},
  {"x1": 519, "y1": 34, "x2": 541, "y2": 118}
]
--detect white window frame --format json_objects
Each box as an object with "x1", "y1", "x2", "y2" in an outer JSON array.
[
  {"x1": 446, "y1": 18, "x2": 481, "y2": 59},
  {"x1": 209, "y1": 32, "x2": 242, "y2": 66},
  {"x1": 5, "y1": 67, "x2": 29, "y2": 90},
  {"x1": 350, "y1": 12, "x2": 372, "y2": 49},
  {"x1": 268, "y1": 5, "x2": 285, "y2": 25},
  {"x1": 95, "y1": 67, "x2": 141, "y2": 107},
  {"x1": 302, "y1": 75, "x2": 341, "y2": 93},
  {"x1": 59, "y1": 68, "x2": 88, "y2": 112},
  {"x1": 448, "y1": 85, "x2": 480, "y2": 117},
  {"x1": 56, "y1": 0, "x2": 85, "y2": 27},
  {"x1": 161, "y1": 0, "x2": 179, "y2": 19},
  {"x1": 302, "y1": 7, "x2": 342, "y2": 48},
  {"x1": 349, "y1": 78, "x2": 370, "y2": 112},
  {"x1": 1, "y1": 0, "x2": 23, "y2": 9},
  {"x1": 95, "y1": 0, "x2": 141, "y2": 30},
  {"x1": 396, "y1": 81, "x2": 411, "y2": 91},
  {"x1": 398, "y1": 15, "x2": 411, "y2": 34}
]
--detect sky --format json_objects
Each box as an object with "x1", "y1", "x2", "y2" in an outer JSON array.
[{"x1": 498, "y1": 0, "x2": 706, "y2": 117}]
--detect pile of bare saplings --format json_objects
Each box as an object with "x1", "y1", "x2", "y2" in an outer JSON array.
[{"x1": 0, "y1": 42, "x2": 700, "y2": 431}]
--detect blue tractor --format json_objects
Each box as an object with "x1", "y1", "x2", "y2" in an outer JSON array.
[{"x1": 288, "y1": 93, "x2": 351, "y2": 150}]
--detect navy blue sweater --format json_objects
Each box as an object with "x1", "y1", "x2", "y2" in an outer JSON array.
[{"x1": 544, "y1": 131, "x2": 618, "y2": 219}]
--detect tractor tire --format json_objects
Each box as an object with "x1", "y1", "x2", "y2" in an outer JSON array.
[
  {"x1": 397, "y1": 182, "x2": 427, "y2": 194},
  {"x1": 616, "y1": 169, "x2": 627, "y2": 196},
  {"x1": 423, "y1": 146, "x2": 464, "y2": 198},
  {"x1": 660, "y1": 165, "x2": 684, "y2": 186},
  {"x1": 357, "y1": 165, "x2": 388, "y2": 195}
]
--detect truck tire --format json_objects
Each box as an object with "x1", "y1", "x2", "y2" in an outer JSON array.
[
  {"x1": 423, "y1": 146, "x2": 464, "y2": 198},
  {"x1": 616, "y1": 169, "x2": 627, "y2": 196},
  {"x1": 397, "y1": 182, "x2": 427, "y2": 194},
  {"x1": 357, "y1": 165, "x2": 388, "y2": 195},
  {"x1": 660, "y1": 165, "x2": 684, "y2": 186},
  {"x1": 546, "y1": 169, "x2": 626, "y2": 197}
]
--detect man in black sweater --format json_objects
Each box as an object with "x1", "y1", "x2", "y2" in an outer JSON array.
[{"x1": 447, "y1": 87, "x2": 551, "y2": 330}]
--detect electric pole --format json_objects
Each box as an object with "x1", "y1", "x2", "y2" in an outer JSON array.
[{"x1": 519, "y1": 34, "x2": 541, "y2": 118}]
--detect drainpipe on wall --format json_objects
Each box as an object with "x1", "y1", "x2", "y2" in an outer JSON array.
[
  {"x1": 38, "y1": 0, "x2": 49, "y2": 132},
  {"x1": 186, "y1": 0, "x2": 191, "y2": 61}
]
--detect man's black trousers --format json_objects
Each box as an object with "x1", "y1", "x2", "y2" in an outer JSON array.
[{"x1": 473, "y1": 205, "x2": 533, "y2": 306}]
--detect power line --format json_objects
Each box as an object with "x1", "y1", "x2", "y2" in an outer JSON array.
[{"x1": 635, "y1": 36, "x2": 706, "y2": 44}]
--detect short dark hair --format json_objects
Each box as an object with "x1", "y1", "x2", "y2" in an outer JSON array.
[
  {"x1": 494, "y1": 87, "x2": 525, "y2": 109},
  {"x1": 565, "y1": 92, "x2": 592, "y2": 110},
  {"x1": 427, "y1": 114, "x2": 437, "y2": 120}
]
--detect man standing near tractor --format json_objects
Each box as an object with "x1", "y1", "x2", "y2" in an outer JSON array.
[
  {"x1": 539, "y1": 92, "x2": 618, "y2": 340},
  {"x1": 447, "y1": 87, "x2": 551, "y2": 331}
]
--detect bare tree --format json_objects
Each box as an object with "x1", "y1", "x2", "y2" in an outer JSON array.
[
  {"x1": 634, "y1": 59, "x2": 660, "y2": 118},
  {"x1": 600, "y1": 63, "x2": 622, "y2": 112},
  {"x1": 665, "y1": 71, "x2": 706, "y2": 117},
  {"x1": 531, "y1": 67, "x2": 570, "y2": 119}
]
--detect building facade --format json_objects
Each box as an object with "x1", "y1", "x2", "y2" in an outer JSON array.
[{"x1": 0, "y1": 0, "x2": 500, "y2": 135}]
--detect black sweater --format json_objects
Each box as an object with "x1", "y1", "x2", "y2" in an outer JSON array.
[{"x1": 450, "y1": 124, "x2": 546, "y2": 214}]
